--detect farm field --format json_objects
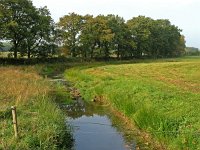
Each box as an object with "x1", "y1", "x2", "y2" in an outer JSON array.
[{"x1": 65, "y1": 57, "x2": 200, "y2": 149}]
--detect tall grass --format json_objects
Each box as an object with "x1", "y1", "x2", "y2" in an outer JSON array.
[
  {"x1": 0, "y1": 67, "x2": 72, "y2": 149},
  {"x1": 65, "y1": 57, "x2": 200, "y2": 149}
]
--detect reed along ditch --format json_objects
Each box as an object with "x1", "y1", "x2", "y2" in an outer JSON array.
[{"x1": 51, "y1": 76, "x2": 155, "y2": 150}]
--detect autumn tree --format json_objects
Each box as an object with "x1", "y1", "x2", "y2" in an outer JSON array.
[
  {"x1": 77, "y1": 15, "x2": 114, "y2": 59},
  {"x1": 106, "y1": 15, "x2": 131, "y2": 59},
  {"x1": 79, "y1": 15, "x2": 95, "y2": 58},
  {"x1": 58, "y1": 13, "x2": 83, "y2": 57},
  {"x1": 176, "y1": 35, "x2": 186, "y2": 56},
  {"x1": 127, "y1": 16, "x2": 153, "y2": 58},
  {"x1": 57, "y1": 13, "x2": 185, "y2": 59},
  {"x1": 94, "y1": 15, "x2": 114, "y2": 59}
]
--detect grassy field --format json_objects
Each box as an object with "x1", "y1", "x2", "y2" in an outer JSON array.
[
  {"x1": 0, "y1": 52, "x2": 10, "y2": 58},
  {"x1": 0, "y1": 65, "x2": 72, "y2": 149},
  {"x1": 65, "y1": 57, "x2": 200, "y2": 149}
]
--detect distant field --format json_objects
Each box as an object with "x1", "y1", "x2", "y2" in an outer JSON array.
[
  {"x1": 65, "y1": 57, "x2": 200, "y2": 149},
  {"x1": 0, "y1": 52, "x2": 9, "y2": 58}
]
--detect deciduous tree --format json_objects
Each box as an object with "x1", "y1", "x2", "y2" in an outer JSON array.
[
  {"x1": 58, "y1": 13, "x2": 83, "y2": 57},
  {"x1": 0, "y1": 0, "x2": 36, "y2": 58}
]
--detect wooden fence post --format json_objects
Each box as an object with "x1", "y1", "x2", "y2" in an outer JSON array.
[{"x1": 11, "y1": 106, "x2": 18, "y2": 138}]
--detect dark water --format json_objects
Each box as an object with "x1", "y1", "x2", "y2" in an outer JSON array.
[{"x1": 63, "y1": 98, "x2": 138, "y2": 150}]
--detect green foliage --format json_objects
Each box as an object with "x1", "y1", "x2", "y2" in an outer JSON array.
[
  {"x1": 65, "y1": 57, "x2": 200, "y2": 149},
  {"x1": 22, "y1": 6, "x2": 57, "y2": 58},
  {"x1": 58, "y1": 14, "x2": 185, "y2": 59},
  {"x1": 127, "y1": 17, "x2": 185, "y2": 58},
  {"x1": 0, "y1": 0, "x2": 35, "y2": 58},
  {"x1": 127, "y1": 16, "x2": 153, "y2": 58},
  {"x1": 107, "y1": 15, "x2": 132, "y2": 58},
  {"x1": 1, "y1": 1, "x2": 186, "y2": 60},
  {"x1": 79, "y1": 15, "x2": 114, "y2": 59},
  {"x1": 0, "y1": 2, "x2": 5, "y2": 43},
  {"x1": 0, "y1": 0, "x2": 57, "y2": 59},
  {"x1": 58, "y1": 13, "x2": 83, "y2": 57}
]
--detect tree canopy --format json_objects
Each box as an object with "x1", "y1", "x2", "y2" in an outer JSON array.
[
  {"x1": 58, "y1": 13, "x2": 185, "y2": 59},
  {"x1": 0, "y1": 0, "x2": 186, "y2": 59},
  {"x1": 0, "y1": 0, "x2": 56, "y2": 58}
]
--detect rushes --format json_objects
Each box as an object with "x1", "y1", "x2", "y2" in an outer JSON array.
[{"x1": 0, "y1": 66, "x2": 72, "y2": 149}]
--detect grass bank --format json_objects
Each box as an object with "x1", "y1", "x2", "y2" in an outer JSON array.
[
  {"x1": 65, "y1": 57, "x2": 200, "y2": 149},
  {"x1": 0, "y1": 66, "x2": 73, "y2": 149}
]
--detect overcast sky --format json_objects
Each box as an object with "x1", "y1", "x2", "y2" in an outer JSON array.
[{"x1": 32, "y1": 0, "x2": 199, "y2": 48}]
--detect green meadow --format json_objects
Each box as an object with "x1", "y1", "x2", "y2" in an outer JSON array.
[{"x1": 65, "y1": 57, "x2": 200, "y2": 149}]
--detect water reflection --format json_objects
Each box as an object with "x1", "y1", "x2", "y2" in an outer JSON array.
[{"x1": 62, "y1": 98, "x2": 137, "y2": 150}]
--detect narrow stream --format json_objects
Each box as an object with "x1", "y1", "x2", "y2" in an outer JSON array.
[
  {"x1": 63, "y1": 98, "x2": 137, "y2": 150},
  {"x1": 51, "y1": 76, "x2": 150, "y2": 150}
]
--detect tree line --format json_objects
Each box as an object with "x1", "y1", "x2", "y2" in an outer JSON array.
[
  {"x1": 185, "y1": 47, "x2": 200, "y2": 56},
  {"x1": 0, "y1": 0, "x2": 186, "y2": 59},
  {"x1": 0, "y1": 0, "x2": 57, "y2": 58}
]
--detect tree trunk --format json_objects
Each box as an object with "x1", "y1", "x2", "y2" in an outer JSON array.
[
  {"x1": 13, "y1": 41, "x2": 18, "y2": 59},
  {"x1": 90, "y1": 44, "x2": 95, "y2": 59},
  {"x1": 84, "y1": 50, "x2": 87, "y2": 58},
  {"x1": 14, "y1": 50, "x2": 17, "y2": 59},
  {"x1": 117, "y1": 49, "x2": 120, "y2": 59},
  {"x1": 104, "y1": 43, "x2": 109, "y2": 61},
  {"x1": 28, "y1": 48, "x2": 31, "y2": 59}
]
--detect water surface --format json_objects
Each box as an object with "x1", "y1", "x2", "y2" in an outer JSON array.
[{"x1": 63, "y1": 98, "x2": 137, "y2": 150}]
